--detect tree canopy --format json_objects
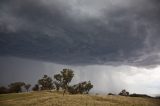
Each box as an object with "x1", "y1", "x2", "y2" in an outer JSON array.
[
  {"x1": 38, "y1": 75, "x2": 53, "y2": 90},
  {"x1": 54, "y1": 69, "x2": 74, "y2": 95},
  {"x1": 24, "y1": 84, "x2": 31, "y2": 92},
  {"x1": 8, "y1": 82, "x2": 25, "y2": 93},
  {"x1": 0, "y1": 68, "x2": 94, "y2": 95},
  {"x1": 68, "y1": 81, "x2": 93, "y2": 94},
  {"x1": 119, "y1": 89, "x2": 129, "y2": 96},
  {"x1": 32, "y1": 84, "x2": 39, "y2": 91}
]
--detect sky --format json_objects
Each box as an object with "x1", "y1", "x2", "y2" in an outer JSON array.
[{"x1": 0, "y1": 0, "x2": 160, "y2": 96}]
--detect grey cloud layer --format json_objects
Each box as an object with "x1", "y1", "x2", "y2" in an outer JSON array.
[{"x1": 0, "y1": 0, "x2": 160, "y2": 66}]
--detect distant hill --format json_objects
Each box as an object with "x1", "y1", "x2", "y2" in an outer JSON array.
[
  {"x1": 129, "y1": 93, "x2": 152, "y2": 98},
  {"x1": 155, "y1": 96, "x2": 160, "y2": 99}
]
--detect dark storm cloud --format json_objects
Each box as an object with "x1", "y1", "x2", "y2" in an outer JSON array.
[
  {"x1": 0, "y1": 0, "x2": 160, "y2": 66},
  {"x1": 0, "y1": 56, "x2": 46, "y2": 86}
]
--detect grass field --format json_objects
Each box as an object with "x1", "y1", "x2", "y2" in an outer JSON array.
[{"x1": 0, "y1": 91, "x2": 160, "y2": 106}]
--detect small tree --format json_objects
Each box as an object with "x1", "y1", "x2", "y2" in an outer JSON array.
[
  {"x1": 61, "y1": 69, "x2": 74, "y2": 95},
  {"x1": 8, "y1": 82, "x2": 25, "y2": 93},
  {"x1": 68, "y1": 81, "x2": 93, "y2": 94},
  {"x1": 32, "y1": 84, "x2": 39, "y2": 91},
  {"x1": 85, "y1": 81, "x2": 93, "y2": 94},
  {"x1": 24, "y1": 84, "x2": 31, "y2": 92},
  {"x1": 54, "y1": 74, "x2": 62, "y2": 91},
  {"x1": 54, "y1": 69, "x2": 74, "y2": 95},
  {"x1": 54, "y1": 81, "x2": 61, "y2": 91},
  {"x1": 119, "y1": 89, "x2": 129, "y2": 96},
  {"x1": 38, "y1": 75, "x2": 53, "y2": 90}
]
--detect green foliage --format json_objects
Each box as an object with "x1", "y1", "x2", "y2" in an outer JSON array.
[
  {"x1": 38, "y1": 75, "x2": 53, "y2": 90},
  {"x1": 54, "y1": 69, "x2": 93, "y2": 95},
  {"x1": 53, "y1": 81, "x2": 61, "y2": 91},
  {"x1": 60, "y1": 69, "x2": 74, "y2": 86},
  {"x1": 54, "y1": 74, "x2": 62, "y2": 82},
  {"x1": 85, "y1": 81, "x2": 93, "y2": 94},
  {"x1": 8, "y1": 82, "x2": 25, "y2": 93},
  {"x1": 68, "y1": 81, "x2": 93, "y2": 94},
  {"x1": 54, "y1": 74, "x2": 63, "y2": 91},
  {"x1": 119, "y1": 89, "x2": 129, "y2": 96},
  {"x1": 54, "y1": 69, "x2": 74, "y2": 93},
  {"x1": 24, "y1": 84, "x2": 31, "y2": 92},
  {"x1": 32, "y1": 84, "x2": 39, "y2": 91},
  {"x1": 1, "y1": 68, "x2": 93, "y2": 96}
]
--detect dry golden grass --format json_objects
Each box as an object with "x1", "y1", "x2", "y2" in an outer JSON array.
[{"x1": 0, "y1": 91, "x2": 160, "y2": 106}]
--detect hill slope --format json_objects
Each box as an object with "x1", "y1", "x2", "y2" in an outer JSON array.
[{"x1": 0, "y1": 91, "x2": 160, "y2": 106}]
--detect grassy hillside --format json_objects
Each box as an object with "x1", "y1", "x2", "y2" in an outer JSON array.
[{"x1": 0, "y1": 91, "x2": 160, "y2": 106}]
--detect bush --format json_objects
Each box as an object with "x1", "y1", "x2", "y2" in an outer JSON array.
[
  {"x1": 0, "y1": 86, "x2": 8, "y2": 94},
  {"x1": 68, "y1": 81, "x2": 93, "y2": 94},
  {"x1": 108, "y1": 93, "x2": 115, "y2": 95},
  {"x1": 32, "y1": 84, "x2": 39, "y2": 91},
  {"x1": 8, "y1": 82, "x2": 25, "y2": 93},
  {"x1": 119, "y1": 89, "x2": 129, "y2": 96},
  {"x1": 38, "y1": 75, "x2": 53, "y2": 90}
]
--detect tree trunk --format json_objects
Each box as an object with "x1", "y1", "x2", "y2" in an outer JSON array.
[{"x1": 63, "y1": 89, "x2": 66, "y2": 96}]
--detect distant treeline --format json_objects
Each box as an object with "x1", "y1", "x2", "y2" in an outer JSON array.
[
  {"x1": 0, "y1": 69, "x2": 93, "y2": 95},
  {"x1": 0, "y1": 69, "x2": 159, "y2": 99},
  {"x1": 108, "y1": 89, "x2": 160, "y2": 99},
  {"x1": 0, "y1": 82, "x2": 31, "y2": 94}
]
